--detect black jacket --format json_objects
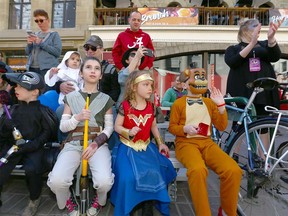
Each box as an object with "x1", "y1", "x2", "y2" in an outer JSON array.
[
  {"x1": 0, "y1": 101, "x2": 53, "y2": 153},
  {"x1": 225, "y1": 41, "x2": 281, "y2": 108}
]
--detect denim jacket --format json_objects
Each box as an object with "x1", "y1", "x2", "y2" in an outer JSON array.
[{"x1": 25, "y1": 31, "x2": 62, "y2": 70}]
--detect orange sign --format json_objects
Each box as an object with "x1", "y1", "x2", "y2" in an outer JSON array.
[
  {"x1": 7, "y1": 57, "x2": 27, "y2": 71},
  {"x1": 138, "y1": 7, "x2": 199, "y2": 25}
]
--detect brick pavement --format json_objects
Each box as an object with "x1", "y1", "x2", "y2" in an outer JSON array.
[{"x1": 0, "y1": 170, "x2": 221, "y2": 216}]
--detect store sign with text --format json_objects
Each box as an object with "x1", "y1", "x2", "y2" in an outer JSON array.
[
  {"x1": 138, "y1": 7, "x2": 199, "y2": 25},
  {"x1": 269, "y1": 9, "x2": 288, "y2": 27}
]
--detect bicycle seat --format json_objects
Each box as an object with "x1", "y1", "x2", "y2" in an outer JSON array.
[{"x1": 246, "y1": 77, "x2": 278, "y2": 90}]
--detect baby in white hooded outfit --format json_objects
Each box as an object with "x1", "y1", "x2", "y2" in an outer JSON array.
[{"x1": 44, "y1": 51, "x2": 82, "y2": 104}]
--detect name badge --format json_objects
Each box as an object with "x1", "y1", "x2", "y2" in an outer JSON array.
[{"x1": 249, "y1": 57, "x2": 261, "y2": 72}]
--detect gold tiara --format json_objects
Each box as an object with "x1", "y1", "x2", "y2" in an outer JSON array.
[{"x1": 134, "y1": 74, "x2": 154, "y2": 85}]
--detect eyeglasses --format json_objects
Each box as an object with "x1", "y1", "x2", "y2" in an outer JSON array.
[
  {"x1": 129, "y1": 52, "x2": 136, "y2": 58},
  {"x1": 34, "y1": 19, "x2": 46, "y2": 24},
  {"x1": 83, "y1": 44, "x2": 98, "y2": 52}
]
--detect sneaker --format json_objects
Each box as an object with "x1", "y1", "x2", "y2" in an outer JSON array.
[
  {"x1": 218, "y1": 207, "x2": 227, "y2": 216},
  {"x1": 21, "y1": 198, "x2": 41, "y2": 216},
  {"x1": 66, "y1": 195, "x2": 80, "y2": 216},
  {"x1": 87, "y1": 195, "x2": 102, "y2": 216}
]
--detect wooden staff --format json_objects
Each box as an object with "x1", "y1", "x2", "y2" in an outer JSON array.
[{"x1": 80, "y1": 95, "x2": 90, "y2": 215}]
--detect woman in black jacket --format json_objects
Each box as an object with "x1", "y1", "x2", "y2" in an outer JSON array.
[{"x1": 225, "y1": 18, "x2": 283, "y2": 115}]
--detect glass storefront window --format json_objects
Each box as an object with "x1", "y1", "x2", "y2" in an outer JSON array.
[
  {"x1": 9, "y1": 0, "x2": 31, "y2": 29},
  {"x1": 52, "y1": 0, "x2": 76, "y2": 28}
]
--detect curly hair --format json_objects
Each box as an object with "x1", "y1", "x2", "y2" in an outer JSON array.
[{"x1": 123, "y1": 70, "x2": 154, "y2": 103}]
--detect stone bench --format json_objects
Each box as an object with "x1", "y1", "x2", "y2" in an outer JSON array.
[{"x1": 168, "y1": 150, "x2": 187, "y2": 202}]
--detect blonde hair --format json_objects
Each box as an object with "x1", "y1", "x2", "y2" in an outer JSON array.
[
  {"x1": 237, "y1": 19, "x2": 259, "y2": 43},
  {"x1": 123, "y1": 70, "x2": 154, "y2": 103}
]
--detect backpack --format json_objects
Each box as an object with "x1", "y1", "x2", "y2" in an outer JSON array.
[
  {"x1": 102, "y1": 62, "x2": 115, "y2": 75},
  {"x1": 40, "y1": 105, "x2": 59, "y2": 142}
]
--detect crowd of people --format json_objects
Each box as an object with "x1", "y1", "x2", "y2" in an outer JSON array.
[{"x1": 0, "y1": 6, "x2": 284, "y2": 216}]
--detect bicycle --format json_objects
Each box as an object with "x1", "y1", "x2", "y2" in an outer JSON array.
[{"x1": 215, "y1": 77, "x2": 288, "y2": 216}]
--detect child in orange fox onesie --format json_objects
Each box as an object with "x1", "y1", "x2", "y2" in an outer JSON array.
[{"x1": 168, "y1": 67, "x2": 242, "y2": 216}]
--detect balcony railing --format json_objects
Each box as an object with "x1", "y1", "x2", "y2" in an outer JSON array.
[{"x1": 94, "y1": 7, "x2": 270, "y2": 26}]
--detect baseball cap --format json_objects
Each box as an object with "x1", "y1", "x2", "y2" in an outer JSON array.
[
  {"x1": 121, "y1": 48, "x2": 144, "y2": 68},
  {"x1": 2, "y1": 72, "x2": 45, "y2": 91},
  {"x1": 84, "y1": 35, "x2": 103, "y2": 48}
]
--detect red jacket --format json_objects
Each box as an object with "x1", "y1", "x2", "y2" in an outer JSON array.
[{"x1": 112, "y1": 28, "x2": 155, "y2": 70}]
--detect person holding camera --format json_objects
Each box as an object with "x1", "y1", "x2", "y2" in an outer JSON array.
[
  {"x1": 116, "y1": 47, "x2": 145, "y2": 109},
  {"x1": 112, "y1": 11, "x2": 154, "y2": 71},
  {"x1": 25, "y1": 9, "x2": 62, "y2": 78}
]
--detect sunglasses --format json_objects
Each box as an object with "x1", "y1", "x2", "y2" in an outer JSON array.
[
  {"x1": 129, "y1": 52, "x2": 136, "y2": 58},
  {"x1": 83, "y1": 44, "x2": 98, "y2": 52},
  {"x1": 34, "y1": 19, "x2": 46, "y2": 24}
]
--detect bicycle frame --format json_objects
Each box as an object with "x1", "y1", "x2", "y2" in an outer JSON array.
[
  {"x1": 223, "y1": 87, "x2": 266, "y2": 171},
  {"x1": 264, "y1": 106, "x2": 288, "y2": 175}
]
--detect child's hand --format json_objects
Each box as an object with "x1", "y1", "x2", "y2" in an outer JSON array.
[
  {"x1": 210, "y1": 87, "x2": 225, "y2": 106},
  {"x1": 50, "y1": 67, "x2": 59, "y2": 74},
  {"x1": 82, "y1": 141, "x2": 98, "y2": 160},
  {"x1": 129, "y1": 126, "x2": 141, "y2": 137},
  {"x1": 183, "y1": 125, "x2": 198, "y2": 136},
  {"x1": 75, "y1": 109, "x2": 91, "y2": 122},
  {"x1": 159, "y1": 144, "x2": 169, "y2": 157}
]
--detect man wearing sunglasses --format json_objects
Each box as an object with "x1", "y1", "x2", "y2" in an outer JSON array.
[
  {"x1": 58, "y1": 35, "x2": 120, "y2": 102},
  {"x1": 112, "y1": 11, "x2": 155, "y2": 71},
  {"x1": 25, "y1": 9, "x2": 62, "y2": 78},
  {"x1": 83, "y1": 35, "x2": 120, "y2": 103}
]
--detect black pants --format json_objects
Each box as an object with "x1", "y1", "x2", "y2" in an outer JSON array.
[{"x1": 0, "y1": 147, "x2": 44, "y2": 200}]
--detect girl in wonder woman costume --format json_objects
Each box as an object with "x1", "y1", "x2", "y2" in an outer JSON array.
[{"x1": 110, "y1": 70, "x2": 176, "y2": 216}]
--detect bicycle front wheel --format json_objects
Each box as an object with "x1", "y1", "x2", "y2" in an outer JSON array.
[{"x1": 227, "y1": 118, "x2": 288, "y2": 216}]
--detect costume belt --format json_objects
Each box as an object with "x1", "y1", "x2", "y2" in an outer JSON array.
[
  {"x1": 65, "y1": 126, "x2": 102, "y2": 145},
  {"x1": 120, "y1": 137, "x2": 150, "y2": 152}
]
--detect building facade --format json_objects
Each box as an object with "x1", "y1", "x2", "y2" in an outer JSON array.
[{"x1": 0, "y1": 0, "x2": 287, "y2": 94}]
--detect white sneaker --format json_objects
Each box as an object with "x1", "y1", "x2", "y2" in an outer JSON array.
[{"x1": 87, "y1": 195, "x2": 102, "y2": 216}]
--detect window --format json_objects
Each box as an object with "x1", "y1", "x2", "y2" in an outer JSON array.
[
  {"x1": 52, "y1": 0, "x2": 76, "y2": 28},
  {"x1": 9, "y1": 0, "x2": 31, "y2": 29}
]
